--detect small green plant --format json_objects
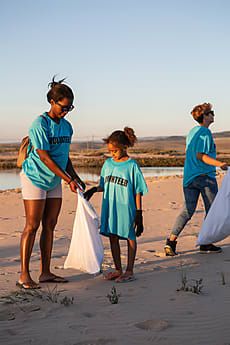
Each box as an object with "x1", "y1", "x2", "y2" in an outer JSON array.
[
  {"x1": 221, "y1": 272, "x2": 226, "y2": 285},
  {"x1": 180, "y1": 269, "x2": 188, "y2": 291},
  {"x1": 0, "y1": 285, "x2": 74, "y2": 308},
  {"x1": 190, "y1": 279, "x2": 203, "y2": 294},
  {"x1": 60, "y1": 296, "x2": 74, "y2": 306},
  {"x1": 177, "y1": 269, "x2": 203, "y2": 294},
  {"x1": 107, "y1": 286, "x2": 120, "y2": 304},
  {"x1": 45, "y1": 285, "x2": 60, "y2": 303}
]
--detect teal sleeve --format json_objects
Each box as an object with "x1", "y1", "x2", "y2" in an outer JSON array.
[
  {"x1": 67, "y1": 121, "x2": 73, "y2": 138},
  {"x1": 29, "y1": 118, "x2": 50, "y2": 151},
  {"x1": 196, "y1": 132, "x2": 212, "y2": 155},
  {"x1": 134, "y1": 162, "x2": 148, "y2": 195},
  {"x1": 99, "y1": 161, "x2": 106, "y2": 189}
]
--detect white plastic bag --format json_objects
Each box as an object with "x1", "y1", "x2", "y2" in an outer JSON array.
[
  {"x1": 197, "y1": 170, "x2": 230, "y2": 245},
  {"x1": 64, "y1": 191, "x2": 103, "y2": 274}
]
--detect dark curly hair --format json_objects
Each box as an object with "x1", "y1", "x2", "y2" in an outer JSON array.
[{"x1": 103, "y1": 127, "x2": 137, "y2": 148}]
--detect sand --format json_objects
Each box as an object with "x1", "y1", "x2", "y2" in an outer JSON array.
[{"x1": 1, "y1": 174, "x2": 230, "y2": 345}]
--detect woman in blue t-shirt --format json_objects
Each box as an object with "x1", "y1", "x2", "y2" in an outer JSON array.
[
  {"x1": 17, "y1": 77, "x2": 85, "y2": 289},
  {"x1": 84, "y1": 127, "x2": 148, "y2": 283},
  {"x1": 164, "y1": 103, "x2": 228, "y2": 256}
]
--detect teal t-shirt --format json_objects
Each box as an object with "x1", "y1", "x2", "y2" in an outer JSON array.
[
  {"x1": 183, "y1": 126, "x2": 216, "y2": 187},
  {"x1": 99, "y1": 158, "x2": 148, "y2": 240},
  {"x1": 22, "y1": 112, "x2": 73, "y2": 191}
]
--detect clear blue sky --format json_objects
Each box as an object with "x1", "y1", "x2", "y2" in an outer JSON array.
[{"x1": 1, "y1": 0, "x2": 230, "y2": 142}]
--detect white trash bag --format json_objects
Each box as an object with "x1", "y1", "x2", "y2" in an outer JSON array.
[
  {"x1": 64, "y1": 191, "x2": 103, "y2": 274},
  {"x1": 197, "y1": 169, "x2": 230, "y2": 245}
]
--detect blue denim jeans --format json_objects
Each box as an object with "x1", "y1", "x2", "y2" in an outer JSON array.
[{"x1": 171, "y1": 175, "x2": 218, "y2": 237}]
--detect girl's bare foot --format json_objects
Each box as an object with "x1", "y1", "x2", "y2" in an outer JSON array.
[
  {"x1": 39, "y1": 273, "x2": 68, "y2": 283},
  {"x1": 104, "y1": 270, "x2": 122, "y2": 281},
  {"x1": 115, "y1": 271, "x2": 135, "y2": 283}
]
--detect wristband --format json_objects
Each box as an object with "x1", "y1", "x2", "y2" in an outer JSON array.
[
  {"x1": 68, "y1": 177, "x2": 74, "y2": 185},
  {"x1": 136, "y1": 209, "x2": 142, "y2": 214}
]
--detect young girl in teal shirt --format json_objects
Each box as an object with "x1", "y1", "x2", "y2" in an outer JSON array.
[{"x1": 84, "y1": 127, "x2": 148, "y2": 283}]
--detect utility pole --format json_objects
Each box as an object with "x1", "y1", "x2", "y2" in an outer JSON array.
[{"x1": 92, "y1": 135, "x2": 94, "y2": 150}]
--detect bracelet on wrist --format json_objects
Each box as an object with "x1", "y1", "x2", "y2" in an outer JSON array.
[{"x1": 68, "y1": 177, "x2": 74, "y2": 185}]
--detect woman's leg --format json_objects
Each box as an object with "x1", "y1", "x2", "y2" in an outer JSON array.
[
  {"x1": 170, "y1": 184, "x2": 200, "y2": 239},
  {"x1": 200, "y1": 176, "x2": 218, "y2": 215},
  {"x1": 199, "y1": 176, "x2": 221, "y2": 252},
  {"x1": 165, "y1": 182, "x2": 200, "y2": 256},
  {"x1": 39, "y1": 197, "x2": 63, "y2": 282},
  {"x1": 19, "y1": 199, "x2": 46, "y2": 287}
]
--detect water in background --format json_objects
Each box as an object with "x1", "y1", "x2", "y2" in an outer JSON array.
[{"x1": 0, "y1": 167, "x2": 184, "y2": 191}]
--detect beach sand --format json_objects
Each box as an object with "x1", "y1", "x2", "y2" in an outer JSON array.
[{"x1": 1, "y1": 174, "x2": 230, "y2": 345}]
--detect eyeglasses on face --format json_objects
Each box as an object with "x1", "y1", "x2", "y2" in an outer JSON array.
[
  {"x1": 55, "y1": 101, "x2": 74, "y2": 113},
  {"x1": 204, "y1": 110, "x2": 215, "y2": 116}
]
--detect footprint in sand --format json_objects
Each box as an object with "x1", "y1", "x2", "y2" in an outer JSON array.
[
  {"x1": 69, "y1": 324, "x2": 87, "y2": 331},
  {"x1": 135, "y1": 319, "x2": 170, "y2": 331},
  {"x1": 0, "y1": 232, "x2": 7, "y2": 240},
  {"x1": 0, "y1": 311, "x2": 15, "y2": 321},
  {"x1": 169, "y1": 201, "x2": 179, "y2": 209},
  {"x1": 21, "y1": 304, "x2": 41, "y2": 313},
  {"x1": 54, "y1": 265, "x2": 64, "y2": 269},
  {"x1": 144, "y1": 250, "x2": 165, "y2": 258},
  {"x1": 73, "y1": 339, "x2": 116, "y2": 345},
  {"x1": 11, "y1": 257, "x2": 21, "y2": 262},
  {"x1": 82, "y1": 312, "x2": 95, "y2": 318}
]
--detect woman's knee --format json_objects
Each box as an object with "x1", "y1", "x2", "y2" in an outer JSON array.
[
  {"x1": 181, "y1": 201, "x2": 197, "y2": 219},
  {"x1": 24, "y1": 221, "x2": 40, "y2": 235},
  {"x1": 182, "y1": 209, "x2": 194, "y2": 220},
  {"x1": 42, "y1": 218, "x2": 58, "y2": 231}
]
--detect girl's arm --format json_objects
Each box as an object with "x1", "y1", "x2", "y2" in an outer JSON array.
[
  {"x1": 135, "y1": 193, "x2": 144, "y2": 237},
  {"x1": 135, "y1": 193, "x2": 142, "y2": 210},
  {"x1": 84, "y1": 185, "x2": 103, "y2": 200},
  {"x1": 36, "y1": 149, "x2": 79, "y2": 193}
]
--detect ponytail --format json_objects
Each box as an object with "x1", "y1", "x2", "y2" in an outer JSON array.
[{"x1": 104, "y1": 127, "x2": 137, "y2": 148}]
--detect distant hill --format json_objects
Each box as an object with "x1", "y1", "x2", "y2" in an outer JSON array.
[
  {"x1": 139, "y1": 131, "x2": 230, "y2": 141},
  {"x1": 70, "y1": 130, "x2": 230, "y2": 153},
  {"x1": 213, "y1": 131, "x2": 230, "y2": 138},
  {"x1": 138, "y1": 135, "x2": 184, "y2": 141},
  {"x1": 1, "y1": 130, "x2": 230, "y2": 149}
]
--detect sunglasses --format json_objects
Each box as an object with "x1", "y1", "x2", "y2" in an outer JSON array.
[
  {"x1": 204, "y1": 110, "x2": 215, "y2": 116},
  {"x1": 55, "y1": 101, "x2": 74, "y2": 113}
]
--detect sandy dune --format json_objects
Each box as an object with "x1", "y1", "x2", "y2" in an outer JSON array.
[{"x1": 1, "y1": 174, "x2": 230, "y2": 345}]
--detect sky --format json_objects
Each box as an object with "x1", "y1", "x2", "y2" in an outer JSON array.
[{"x1": 1, "y1": 0, "x2": 230, "y2": 142}]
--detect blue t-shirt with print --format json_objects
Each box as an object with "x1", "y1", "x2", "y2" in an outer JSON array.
[
  {"x1": 99, "y1": 158, "x2": 148, "y2": 240},
  {"x1": 183, "y1": 126, "x2": 216, "y2": 187},
  {"x1": 22, "y1": 112, "x2": 73, "y2": 191}
]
